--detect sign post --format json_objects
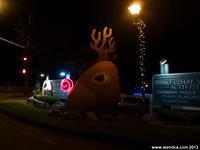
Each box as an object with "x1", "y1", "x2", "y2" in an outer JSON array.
[
  {"x1": 149, "y1": 94, "x2": 153, "y2": 115},
  {"x1": 152, "y1": 73, "x2": 200, "y2": 110}
]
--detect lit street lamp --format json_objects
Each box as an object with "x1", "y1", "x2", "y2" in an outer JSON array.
[
  {"x1": 40, "y1": 73, "x2": 45, "y2": 77},
  {"x1": 128, "y1": 2, "x2": 141, "y2": 15},
  {"x1": 60, "y1": 72, "x2": 66, "y2": 77},
  {"x1": 37, "y1": 73, "x2": 48, "y2": 93},
  {"x1": 0, "y1": 0, "x2": 8, "y2": 15},
  {"x1": 160, "y1": 59, "x2": 169, "y2": 74},
  {"x1": 60, "y1": 71, "x2": 70, "y2": 79},
  {"x1": 128, "y1": 1, "x2": 148, "y2": 97}
]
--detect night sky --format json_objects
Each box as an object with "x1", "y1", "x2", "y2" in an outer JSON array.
[{"x1": 0, "y1": 0, "x2": 200, "y2": 88}]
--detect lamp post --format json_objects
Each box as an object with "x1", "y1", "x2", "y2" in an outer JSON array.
[
  {"x1": 40, "y1": 73, "x2": 45, "y2": 77},
  {"x1": 60, "y1": 71, "x2": 71, "y2": 79},
  {"x1": 39, "y1": 73, "x2": 47, "y2": 90},
  {"x1": 128, "y1": 1, "x2": 148, "y2": 98},
  {"x1": 160, "y1": 59, "x2": 169, "y2": 74},
  {"x1": 60, "y1": 72, "x2": 66, "y2": 78},
  {"x1": 23, "y1": 11, "x2": 31, "y2": 96}
]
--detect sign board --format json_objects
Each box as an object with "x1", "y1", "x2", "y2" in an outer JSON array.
[
  {"x1": 152, "y1": 73, "x2": 200, "y2": 107},
  {"x1": 51, "y1": 80, "x2": 67, "y2": 99}
]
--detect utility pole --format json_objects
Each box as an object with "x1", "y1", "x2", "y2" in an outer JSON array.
[{"x1": 24, "y1": 11, "x2": 31, "y2": 96}]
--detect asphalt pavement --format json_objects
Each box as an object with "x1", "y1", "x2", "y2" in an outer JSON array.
[{"x1": 0, "y1": 112, "x2": 134, "y2": 150}]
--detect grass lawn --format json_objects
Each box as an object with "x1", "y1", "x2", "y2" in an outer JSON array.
[{"x1": 0, "y1": 100, "x2": 199, "y2": 144}]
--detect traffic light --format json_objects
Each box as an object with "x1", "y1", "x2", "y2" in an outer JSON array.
[
  {"x1": 19, "y1": 52, "x2": 30, "y2": 77},
  {"x1": 22, "y1": 68, "x2": 26, "y2": 74},
  {"x1": 22, "y1": 56, "x2": 29, "y2": 62},
  {"x1": 21, "y1": 68, "x2": 28, "y2": 75},
  {"x1": 20, "y1": 54, "x2": 29, "y2": 76},
  {"x1": 23, "y1": 56, "x2": 28, "y2": 61}
]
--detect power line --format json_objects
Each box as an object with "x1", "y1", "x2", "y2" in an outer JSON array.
[{"x1": 0, "y1": 36, "x2": 26, "y2": 49}]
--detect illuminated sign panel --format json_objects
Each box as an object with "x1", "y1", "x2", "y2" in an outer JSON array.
[
  {"x1": 42, "y1": 77, "x2": 74, "y2": 99},
  {"x1": 51, "y1": 80, "x2": 68, "y2": 99},
  {"x1": 152, "y1": 73, "x2": 200, "y2": 107}
]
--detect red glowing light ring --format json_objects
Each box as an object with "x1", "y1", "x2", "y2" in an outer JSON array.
[{"x1": 60, "y1": 78, "x2": 74, "y2": 93}]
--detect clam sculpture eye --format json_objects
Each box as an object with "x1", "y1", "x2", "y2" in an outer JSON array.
[{"x1": 91, "y1": 72, "x2": 111, "y2": 85}]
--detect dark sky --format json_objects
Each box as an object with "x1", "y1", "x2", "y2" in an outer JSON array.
[{"x1": 0, "y1": 0, "x2": 200, "y2": 85}]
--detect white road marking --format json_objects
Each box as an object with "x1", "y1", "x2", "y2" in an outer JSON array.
[
  {"x1": 22, "y1": 131, "x2": 56, "y2": 145},
  {"x1": 39, "y1": 138, "x2": 56, "y2": 145}
]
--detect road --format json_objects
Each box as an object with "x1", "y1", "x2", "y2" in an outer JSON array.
[{"x1": 0, "y1": 112, "x2": 134, "y2": 150}]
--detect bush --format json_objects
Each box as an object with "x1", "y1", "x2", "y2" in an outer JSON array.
[
  {"x1": 34, "y1": 94, "x2": 60, "y2": 105},
  {"x1": 156, "y1": 109, "x2": 200, "y2": 125}
]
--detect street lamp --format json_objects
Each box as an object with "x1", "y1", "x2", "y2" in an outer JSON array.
[
  {"x1": 38, "y1": 73, "x2": 47, "y2": 92},
  {"x1": 160, "y1": 59, "x2": 169, "y2": 74},
  {"x1": 60, "y1": 72, "x2": 66, "y2": 77},
  {"x1": 128, "y1": 2, "x2": 141, "y2": 15},
  {"x1": 128, "y1": 1, "x2": 147, "y2": 98},
  {"x1": 160, "y1": 59, "x2": 167, "y2": 65},
  {"x1": 60, "y1": 71, "x2": 70, "y2": 79},
  {"x1": 40, "y1": 73, "x2": 45, "y2": 77},
  {"x1": 0, "y1": 0, "x2": 8, "y2": 14}
]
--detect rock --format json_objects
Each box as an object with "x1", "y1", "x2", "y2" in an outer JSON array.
[
  {"x1": 27, "y1": 96, "x2": 34, "y2": 104},
  {"x1": 29, "y1": 96, "x2": 50, "y2": 109}
]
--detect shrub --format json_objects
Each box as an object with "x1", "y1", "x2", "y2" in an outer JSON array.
[
  {"x1": 156, "y1": 109, "x2": 200, "y2": 125},
  {"x1": 34, "y1": 94, "x2": 60, "y2": 105}
]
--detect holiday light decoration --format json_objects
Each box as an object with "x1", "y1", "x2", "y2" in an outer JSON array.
[
  {"x1": 128, "y1": 2, "x2": 148, "y2": 97},
  {"x1": 65, "y1": 61, "x2": 120, "y2": 111},
  {"x1": 133, "y1": 18, "x2": 148, "y2": 96},
  {"x1": 42, "y1": 76, "x2": 52, "y2": 94},
  {"x1": 90, "y1": 26, "x2": 117, "y2": 61},
  {"x1": 60, "y1": 78, "x2": 74, "y2": 93}
]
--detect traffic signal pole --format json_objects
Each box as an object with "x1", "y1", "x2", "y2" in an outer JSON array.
[
  {"x1": 0, "y1": 11, "x2": 31, "y2": 97},
  {"x1": 0, "y1": 36, "x2": 28, "y2": 96},
  {"x1": 23, "y1": 11, "x2": 31, "y2": 97}
]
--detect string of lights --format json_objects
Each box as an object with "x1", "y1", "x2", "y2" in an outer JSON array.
[{"x1": 134, "y1": 18, "x2": 148, "y2": 96}]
